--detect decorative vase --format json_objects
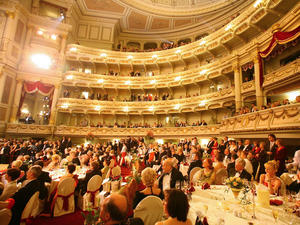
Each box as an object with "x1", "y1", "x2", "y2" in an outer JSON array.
[{"x1": 231, "y1": 188, "x2": 241, "y2": 199}]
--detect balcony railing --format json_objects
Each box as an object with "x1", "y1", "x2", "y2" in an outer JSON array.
[{"x1": 57, "y1": 88, "x2": 235, "y2": 114}]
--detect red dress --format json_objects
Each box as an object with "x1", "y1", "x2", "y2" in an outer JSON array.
[{"x1": 274, "y1": 146, "x2": 287, "y2": 175}]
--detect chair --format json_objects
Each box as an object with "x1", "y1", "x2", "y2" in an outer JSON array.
[
  {"x1": 20, "y1": 191, "x2": 40, "y2": 225},
  {"x1": 83, "y1": 175, "x2": 102, "y2": 211},
  {"x1": 52, "y1": 177, "x2": 76, "y2": 217},
  {"x1": 215, "y1": 168, "x2": 228, "y2": 185},
  {"x1": 134, "y1": 196, "x2": 163, "y2": 225},
  {"x1": 189, "y1": 167, "x2": 201, "y2": 184},
  {"x1": 0, "y1": 208, "x2": 12, "y2": 225}
]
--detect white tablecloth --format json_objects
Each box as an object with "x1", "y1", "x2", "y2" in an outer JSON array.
[{"x1": 188, "y1": 186, "x2": 299, "y2": 225}]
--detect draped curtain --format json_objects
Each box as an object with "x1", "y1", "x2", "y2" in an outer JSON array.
[
  {"x1": 258, "y1": 25, "x2": 300, "y2": 86},
  {"x1": 17, "y1": 81, "x2": 54, "y2": 116}
]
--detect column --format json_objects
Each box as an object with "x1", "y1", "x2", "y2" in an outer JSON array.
[
  {"x1": 32, "y1": 0, "x2": 40, "y2": 15},
  {"x1": 2, "y1": 11, "x2": 15, "y2": 52},
  {"x1": 60, "y1": 34, "x2": 67, "y2": 56},
  {"x1": 10, "y1": 79, "x2": 23, "y2": 123},
  {"x1": 254, "y1": 55, "x2": 265, "y2": 108},
  {"x1": 49, "y1": 84, "x2": 61, "y2": 125},
  {"x1": 233, "y1": 64, "x2": 242, "y2": 112},
  {"x1": 0, "y1": 67, "x2": 5, "y2": 101},
  {"x1": 24, "y1": 25, "x2": 33, "y2": 48}
]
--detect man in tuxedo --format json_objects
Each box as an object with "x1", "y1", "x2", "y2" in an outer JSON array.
[
  {"x1": 227, "y1": 154, "x2": 238, "y2": 177},
  {"x1": 206, "y1": 137, "x2": 214, "y2": 154},
  {"x1": 242, "y1": 139, "x2": 252, "y2": 152},
  {"x1": 234, "y1": 158, "x2": 252, "y2": 181},
  {"x1": 0, "y1": 165, "x2": 47, "y2": 225},
  {"x1": 237, "y1": 140, "x2": 244, "y2": 151},
  {"x1": 267, "y1": 134, "x2": 277, "y2": 160},
  {"x1": 158, "y1": 158, "x2": 184, "y2": 192},
  {"x1": 187, "y1": 151, "x2": 203, "y2": 177},
  {"x1": 0, "y1": 142, "x2": 10, "y2": 164},
  {"x1": 223, "y1": 136, "x2": 229, "y2": 149}
]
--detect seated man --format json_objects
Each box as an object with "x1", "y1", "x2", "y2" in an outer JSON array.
[
  {"x1": 233, "y1": 158, "x2": 252, "y2": 181},
  {"x1": 0, "y1": 165, "x2": 47, "y2": 225},
  {"x1": 99, "y1": 193, "x2": 128, "y2": 225},
  {"x1": 0, "y1": 168, "x2": 20, "y2": 201},
  {"x1": 158, "y1": 158, "x2": 184, "y2": 192},
  {"x1": 286, "y1": 169, "x2": 300, "y2": 193}
]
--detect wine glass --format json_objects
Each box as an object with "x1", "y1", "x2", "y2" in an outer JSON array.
[{"x1": 272, "y1": 208, "x2": 279, "y2": 223}]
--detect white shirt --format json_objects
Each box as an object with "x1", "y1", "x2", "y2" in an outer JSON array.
[
  {"x1": 244, "y1": 158, "x2": 253, "y2": 175},
  {"x1": 162, "y1": 173, "x2": 171, "y2": 191},
  {"x1": 269, "y1": 141, "x2": 275, "y2": 150}
]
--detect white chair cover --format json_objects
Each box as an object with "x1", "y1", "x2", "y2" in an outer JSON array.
[
  {"x1": 0, "y1": 208, "x2": 12, "y2": 225},
  {"x1": 21, "y1": 191, "x2": 40, "y2": 224},
  {"x1": 111, "y1": 166, "x2": 121, "y2": 177},
  {"x1": 53, "y1": 177, "x2": 76, "y2": 217},
  {"x1": 134, "y1": 196, "x2": 163, "y2": 225},
  {"x1": 215, "y1": 168, "x2": 228, "y2": 185},
  {"x1": 83, "y1": 175, "x2": 102, "y2": 210},
  {"x1": 190, "y1": 167, "x2": 201, "y2": 184}
]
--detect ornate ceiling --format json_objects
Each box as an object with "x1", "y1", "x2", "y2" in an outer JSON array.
[{"x1": 77, "y1": 0, "x2": 255, "y2": 34}]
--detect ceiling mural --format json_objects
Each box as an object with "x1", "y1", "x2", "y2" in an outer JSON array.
[{"x1": 79, "y1": 0, "x2": 255, "y2": 34}]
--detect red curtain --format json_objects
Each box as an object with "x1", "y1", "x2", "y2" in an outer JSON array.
[
  {"x1": 17, "y1": 81, "x2": 54, "y2": 116},
  {"x1": 258, "y1": 25, "x2": 300, "y2": 86}
]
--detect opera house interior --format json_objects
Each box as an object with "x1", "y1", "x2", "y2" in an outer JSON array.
[{"x1": 0, "y1": 0, "x2": 300, "y2": 224}]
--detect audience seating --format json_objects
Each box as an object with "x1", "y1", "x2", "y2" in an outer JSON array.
[
  {"x1": 134, "y1": 196, "x2": 164, "y2": 225},
  {"x1": 21, "y1": 191, "x2": 40, "y2": 225},
  {"x1": 83, "y1": 175, "x2": 102, "y2": 211},
  {"x1": 189, "y1": 167, "x2": 201, "y2": 184}
]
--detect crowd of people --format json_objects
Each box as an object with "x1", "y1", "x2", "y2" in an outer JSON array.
[{"x1": 0, "y1": 134, "x2": 299, "y2": 224}]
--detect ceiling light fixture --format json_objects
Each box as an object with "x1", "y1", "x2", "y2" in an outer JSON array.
[
  {"x1": 123, "y1": 106, "x2": 129, "y2": 112},
  {"x1": 200, "y1": 40, "x2": 206, "y2": 45},
  {"x1": 152, "y1": 54, "x2": 158, "y2": 58},
  {"x1": 175, "y1": 49, "x2": 181, "y2": 54},
  {"x1": 149, "y1": 106, "x2": 154, "y2": 111},
  {"x1": 51, "y1": 34, "x2": 57, "y2": 40},
  {"x1": 70, "y1": 47, "x2": 77, "y2": 52},
  {"x1": 125, "y1": 80, "x2": 131, "y2": 85},
  {"x1": 150, "y1": 80, "x2": 156, "y2": 84},
  {"x1": 100, "y1": 53, "x2": 107, "y2": 57},
  {"x1": 61, "y1": 103, "x2": 69, "y2": 109},
  {"x1": 95, "y1": 106, "x2": 101, "y2": 111},
  {"x1": 254, "y1": 0, "x2": 263, "y2": 7},
  {"x1": 199, "y1": 100, "x2": 207, "y2": 106},
  {"x1": 127, "y1": 55, "x2": 133, "y2": 59},
  {"x1": 37, "y1": 30, "x2": 43, "y2": 35},
  {"x1": 97, "y1": 79, "x2": 104, "y2": 83}
]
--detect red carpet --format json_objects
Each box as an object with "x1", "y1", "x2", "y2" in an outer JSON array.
[{"x1": 31, "y1": 209, "x2": 85, "y2": 225}]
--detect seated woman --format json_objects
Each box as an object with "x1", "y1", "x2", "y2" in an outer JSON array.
[
  {"x1": 193, "y1": 158, "x2": 216, "y2": 185},
  {"x1": 133, "y1": 167, "x2": 163, "y2": 209},
  {"x1": 259, "y1": 160, "x2": 281, "y2": 195},
  {"x1": 46, "y1": 154, "x2": 61, "y2": 171},
  {"x1": 61, "y1": 164, "x2": 78, "y2": 186},
  {"x1": 174, "y1": 147, "x2": 185, "y2": 165},
  {"x1": 213, "y1": 152, "x2": 225, "y2": 172},
  {"x1": 0, "y1": 168, "x2": 20, "y2": 201},
  {"x1": 155, "y1": 189, "x2": 192, "y2": 225}
]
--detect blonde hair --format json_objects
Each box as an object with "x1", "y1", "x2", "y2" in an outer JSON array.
[
  {"x1": 141, "y1": 167, "x2": 157, "y2": 187},
  {"x1": 12, "y1": 160, "x2": 22, "y2": 168},
  {"x1": 52, "y1": 154, "x2": 61, "y2": 162},
  {"x1": 264, "y1": 160, "x2": 279, "y2": 172}
]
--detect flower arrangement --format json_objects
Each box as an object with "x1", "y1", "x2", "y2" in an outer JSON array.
[
  {"x1": 81, "y1": 203, "x2": 102, "y2": 225},
  {"x1": 225, "y1": 177, "x2": 244, "y2": 189}
]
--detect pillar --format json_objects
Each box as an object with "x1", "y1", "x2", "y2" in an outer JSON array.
[
  {"x1": 49, "y1": 84, "x2": 61, "y2": 125},
  {"x1": 24, "y1": 25, "x2": 33, "y2": 48},
  {"x1": 233, "y1": 64, "x2": 242, "y2": 112},
  {"x1": 2, "y1": 11, "x2": 15, "y2": 52},
  {"x1": 254, "y1": 55, "x2": 265, "y2": 108},
  {"x1": 0, "y1": 68, "x2": 5, "y2": 101},
  {"x1": 60, "y1": 34, "x2": 67, "y2": 56},
  {"x1": 10, "y1": 79, "x2": 23, "y2": 123}
]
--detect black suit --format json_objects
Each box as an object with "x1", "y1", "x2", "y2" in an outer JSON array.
[
  {"x1": 239, "y1": 169, "x2": 252, "y2": 181},
  {"x1": 187, "y1": 160, "x2": 203, "y2": 177},
  {"x1": 158, "y1": 168, "x2": 184, "y2": 192},
  {"x1": 242, "y1": 145, "x2": 252, "y2": 152},
  {"x1": 9, "y1": 179, "x2": 47, "y2": 225},
  {"x1": 227, "y1": 162, "x2": 236, "y2": 177},
  {"x1": 0, "y1": 146, "x2": 10, "y2": 164},
  {"x1": 207, "y1": 141, "x2": 214, "y2": 154},
  {"x1": 266, "y1": 142, "x2": 277, "y2": 160},
  {"x1": 81, "y1": 169, "x2": 102, "y2": 195}
]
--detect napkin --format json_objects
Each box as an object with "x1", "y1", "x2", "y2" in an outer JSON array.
[{"x1": 270, "y1": 199, "x2": 283, "y2": 206}]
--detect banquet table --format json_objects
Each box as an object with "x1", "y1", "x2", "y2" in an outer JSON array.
[{"x1": 188, "y1": 185, "x2": 300, "y2": 225}]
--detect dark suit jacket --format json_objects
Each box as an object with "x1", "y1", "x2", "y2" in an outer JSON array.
[
  {"x1": 187, "y1": 160, "x2": 203, "y2": 177},
  {"x1": 158, "y1": 168, "x2": 184, "y2": 192},
  {"x1": 242, "y1": 145, "x2": 252, "y2": 152},
  {"x1": 266, "y1": 142, "x2": 277, "y2": 160},
  {"x1": 18, "y1": 171, "x2": 51, "y2": 184},
  {"x1": 227, "y1": 162, "x2": 236, "y2": 177},
  {"x1": 9, "y1": 179, "x2": 47, "y2": 225},
  {"x1": 240, "y1": 169, "x2": 252, "y2": 181},
  {"x1": 81, "y1": 169, "x2": 102, "y2": 195}
]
